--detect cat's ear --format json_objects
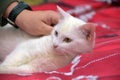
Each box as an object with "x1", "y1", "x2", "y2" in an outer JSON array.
[
  {"x1": 80, "y1": 23, "x2": 96, "y2": 41},
  {"x1": 57, "y1": 6, "x2": 70, "y2": 19}
]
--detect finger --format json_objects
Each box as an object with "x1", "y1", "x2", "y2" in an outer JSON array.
[
  {"x1": 38, "y1": 22, "x2": 53, "y2": 35},
  {"x1": 45, "y1": 11, "x2": 60, "y2": 26},
  {"x1": 51, "y1": 12, "x2": 60, "y2": 25}
]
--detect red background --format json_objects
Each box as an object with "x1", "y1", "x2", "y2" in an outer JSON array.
[{"x1": 0, "y1": 0, "x2": 120, "y2": 80}]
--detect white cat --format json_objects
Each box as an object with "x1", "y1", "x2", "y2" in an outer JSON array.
[{"x1": 0, "y1": 6, "x2": 96, "y2": 74}]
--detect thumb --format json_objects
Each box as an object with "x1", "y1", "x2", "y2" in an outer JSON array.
[
  {"x1": 50, "y1": 12, "x2": 60, "y2": 26},
  {"x1": 40, "y1": 22, "x2": 53, "y2": 35}
]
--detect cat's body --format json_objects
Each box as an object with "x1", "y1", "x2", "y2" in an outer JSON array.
[
  {"x1": 0, "y1": 6, "x2": 96, "y2": 74},
  {"x1": 0, "y1": 25, "x2": 35, "y2": 61},
  {"x1": 0, "y1": 35, "x2": 74, "y2": 74}
]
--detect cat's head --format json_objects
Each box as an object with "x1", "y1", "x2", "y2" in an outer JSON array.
[{"x1": 51, "y1": 6, "x2": 96, "y2": 56}]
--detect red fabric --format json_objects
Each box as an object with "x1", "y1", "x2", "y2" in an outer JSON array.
[{"x1": 1, "y1": 0, "x2": 120, "y2": 80}]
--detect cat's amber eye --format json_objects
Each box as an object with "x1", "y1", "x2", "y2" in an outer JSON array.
[
  {"x1": 63, "y1": 37, "x2": 72, "y2": 43},
  {"x1": 55, "y1": 31, "x2": 58, "y2": 37}
]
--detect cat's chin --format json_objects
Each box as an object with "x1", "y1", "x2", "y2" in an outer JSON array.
[
  {"x1": 54, "y1": 49, "x2": 77, "y2": 57},
  {"x1": 54, "y1": 48, "x2": 68, "y2": 56}
]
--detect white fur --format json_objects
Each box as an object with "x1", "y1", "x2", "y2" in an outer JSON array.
[
  {"x1": 0, "y1": 24, "x2": 35, "y2": 61},
  {"x1": 0, "y1": 6, "x2": 96, "y2": 74}
]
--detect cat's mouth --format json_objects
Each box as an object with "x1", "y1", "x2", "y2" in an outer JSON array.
[
  {"x1": 53, "y1": 46, "x2": 68, "y2": 55},
  {"x1": 52, "y1": 44, "x2": 74, "y2": 55}
]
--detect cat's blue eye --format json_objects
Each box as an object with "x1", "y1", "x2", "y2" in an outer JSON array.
[{"x1": 55, "y1": 31, "x2": 58, "y2": 37}]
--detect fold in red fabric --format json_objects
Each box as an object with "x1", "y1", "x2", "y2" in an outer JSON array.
[{"x1": 0, "y1": 0, "x2": 120, "y2": 80}]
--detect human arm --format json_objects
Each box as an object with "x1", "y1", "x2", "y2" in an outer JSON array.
[
  {"x1": 0, "y1": 0, "x2": 18, "y2": 26},
  {"x1": 1, "y1": 1, "x2": 60, "y2": 36}
]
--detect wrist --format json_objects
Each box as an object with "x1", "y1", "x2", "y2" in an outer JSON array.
[
  {"x1": 15, "y1": 10, "x2": 31, "y2": 27},
  {"x1": 3, "y1": 1, "x2": 32, "y2": 28},
  {"x1": 3, "y1": 2, "x2": 18, "y2": 19}
]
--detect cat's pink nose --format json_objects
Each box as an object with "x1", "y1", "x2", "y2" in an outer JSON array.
[{"x1": 53, "y1": 45, "x2": 58, "y2": 48}]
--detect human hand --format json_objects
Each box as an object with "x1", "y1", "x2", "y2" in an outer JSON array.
[
  {"x1": 4, "y1": 2, "x2": 60, "y2": 36},
  {"x1": 15, "y1": 10, "x2": 60, "y2": 36}
]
